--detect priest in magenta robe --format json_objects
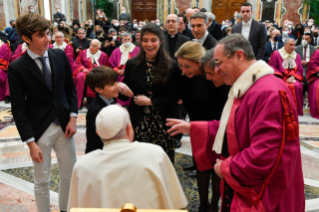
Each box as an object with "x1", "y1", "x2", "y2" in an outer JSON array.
[
  {"x1": 52, "y1": 31, "x2": 74, "y2": 68},
  {"x1": 167, "y1": 34, "x2": 305, "y2": 212},
  {"x1": 306, "y1": 49, "x2": 319, "y2": 119},
  {"x1": 268, "y1": 38, "x2": 304, "y2": 115},
  {"x1": 0, "y1": 40, "x2": 12, "y2": 101},
  {"x1": 72, "y1": 39, "x2": 109, "y2": 108},
  {"x1": 109, "y1": 33, "x2": 139, "y2": 107}
]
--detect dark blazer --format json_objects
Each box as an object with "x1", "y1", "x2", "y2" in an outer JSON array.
[
  {"x1": 8, "y1": 49, "x2": 78, "y2": 142},
  {"x1": 119, "y1": 13, "x2": 131, "y2": 22},
  {"x1": 164, "y1": 33, "x2": 191, "y2": 61},
  {"x1": 207, "y1": 20, "x2": 223, "y2": 41},
  {"x1": 101, "y1": 39, "x2": 122, "y2": 57},
  {"x1": 263, "y1": 41, "x2": 284, "y2": 63},
  {"x1": 179, "y1": 26, "x2": 194, "y2": 40},
  {"x1": 119, "y1": 58, "x2": 180, "y2": 128},
  {"x1": 295, "y1": 44, "x2": 316, "y2": 72},
  {"x1": 202, "y1": 33, "x2": 217, "y2": 50},
  {"x1": 231, "y1": 19, "x2": 267, "y2": 60},
  {"x1": 86, "y1": 95, "x2": 116, "y2": 153},
  {"x1": 53, "y1": 13, "x2": 66, "y2": 23},
  {"x1": 71, "y1": 37, "x2": 91, "y2": 58}
]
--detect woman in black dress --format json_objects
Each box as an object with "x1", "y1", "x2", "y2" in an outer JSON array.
[{"x1": 119, "y1": 23, "x2": 180, "y2": 163}]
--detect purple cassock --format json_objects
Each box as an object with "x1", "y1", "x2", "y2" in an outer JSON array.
[
  {"x1": 0, "y1": 41, "x2": 12, "y2": 101},
  {"x1": 307, "y1": 49, "x2": 319, "y2": 119},
  {"x1": 109, "y1": 46, "x2": 140, "y2": 106},
  {"x1": 189, "y1": 75, "x2": 305, "y2": 212},
  {"x1": 72, "y1": 49, "x2": 109, "y2": 108},
  {"x1": 268, "y1": 51, "x2": 304, "y2": 115}
]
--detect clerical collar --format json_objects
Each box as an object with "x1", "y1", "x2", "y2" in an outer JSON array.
[{"x1": 168, "y1": 33, "x2": 178, "y2": 38}]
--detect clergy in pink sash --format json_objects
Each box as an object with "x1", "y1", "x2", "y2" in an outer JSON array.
[
  {"x1": 306, "y1": 50, "x2": 319, "y2": 118},
  {"x1": 167, "y1": 35, "x2": 305, "y2": 212},
  {"x1": 109, "y1": 33, "x2": 140, "y2": 106},
  {"x1": 0, "y1": 40, "x2": 12, "y2": 101},
  {"x1": 268, "y1": 38, "x2": 304, "y2": 115},
  {"x1": 52, "y1": 31, "x2": 74, "y2": 68},
  {"x1": 73, "y1": 39, "x2": 109, "y2": 108}
]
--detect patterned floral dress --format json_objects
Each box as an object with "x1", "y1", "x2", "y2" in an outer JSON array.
[{"x1": 134, "y1": 60, "x2": 175, "y2": 163}]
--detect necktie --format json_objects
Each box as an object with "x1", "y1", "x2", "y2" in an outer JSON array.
[
  {"x1": 315, "y1": 38, "x2": 317, "y2": 46},
  {"x1": 303, "y1": 46, "x2": 307, "y2": 61},
  {"x1": 39, "y1": 56, "x2": 59, "y2": 125},
  {"x1": 273, "y1": 43, "x2": 276, "y2": 51}
]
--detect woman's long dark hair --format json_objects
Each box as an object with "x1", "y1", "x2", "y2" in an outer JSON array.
[{"x1": 133, "y1": 23, "x2": 173, "y2": 84}]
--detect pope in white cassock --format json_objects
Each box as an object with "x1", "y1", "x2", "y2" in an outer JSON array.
[{"x1": 67, "y1": 104, "x2": 187, "y2": 211}]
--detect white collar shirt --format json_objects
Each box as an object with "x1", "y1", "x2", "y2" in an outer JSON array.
[
  {"x1": 197, "y1": 31, "x2": 209, "y2": 46},
  {"x1": 270, "y1": 40, "x2": 278, "y2": 51},
  {"x1": 27, "y1": 48, "x2": 51, "y2": 74},
  {"x1": 241, "y1": 18, "x2": 252, "y2": 40}
]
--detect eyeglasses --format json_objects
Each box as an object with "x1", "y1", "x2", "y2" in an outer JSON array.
[
  {"x1": 214, "y1": 54, "x2": 230, "y2": 69},
  {"x1": 166, "y1": 20, "x2": 177, "y2": 23}
]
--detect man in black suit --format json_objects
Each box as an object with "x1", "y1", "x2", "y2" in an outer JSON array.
[
  {"x1": 263, "y1": 29, "x2": 283, "y2": 63},
  {"x1": 206, "y1": 12, "x2": 222, "y2": 41},
  {"x1": 119, "y1": 7, "x2": 131, "y2": 22},
  {"x1": 177, "y1": 14, "x2": 194, "y2": 39},
  {"x1": 71, "y1": 28, "x2": 91, "y2": 58},
  {"x1": 53, "y1": 7, "x2": 66, "y2": 24},
  {"x1": 8, "y1": 13, "x2": 77, "y2": 212},
  {"x1": 190, "y1": 12, "x2": 217, "y2": 50},
  {"x1": 231, "y1": 2, "x2": 267, "y2": 60},
  {"x1": 164, "y1": 14, "x2": 191, "y2": 61}
]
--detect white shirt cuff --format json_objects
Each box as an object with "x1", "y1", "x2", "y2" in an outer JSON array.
[
  {"x1": 25, "y1": 137, "x2": 35, "y2": 144},
  {"x1": 70, "y1": 112, "x2": 78, "y2": 118}
]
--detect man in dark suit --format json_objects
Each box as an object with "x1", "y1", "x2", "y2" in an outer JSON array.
[
  {"x1": 295, "y1": 33, "x2": 316, "y2": 95},
  {"x1": 71, "y1": 28, "x2": 91, "y2": 58},
  {"x1": 53, "y1": 7, "x2": 66, "y2": 23},
  {"x1": 177, "y1": 14, "x2": 194, "y2": 39},
  {"x1": 279, "y1": 26, "x2": 295, "y2": 44},
  {"x1": 119, "y1": 7, "x2": 131, "y2": 22},
  {"x1": 206, "y1": 12, "x2": 222, "y2": 41},
  {"x1": 8, "y1": 13, "x2": 77, "y2": 212},
  {"x1": 231, "y1": 2, "x2": 267, "y2": 60},
  {"x1": 190, "y1": 12, "x2": 217, "y2": 50},
  {"x1": 165, "y1": 14, "x2": 190, "y2": 61},
  {"x1": 263, "y1": 29, "x2": 283, "y2": 63}
]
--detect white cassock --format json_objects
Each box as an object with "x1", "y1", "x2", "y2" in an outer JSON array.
[{"x1": 67, "y1": 139, "x2": 188, "y2": 211}]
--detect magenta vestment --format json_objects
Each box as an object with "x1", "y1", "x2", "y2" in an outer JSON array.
[
  {"x1": 72, "y1": 49, "x2": 109, "y2": 108},
  {"x1": 0, "y1": 42, "x2": 12, "y2": 101},
  {"x1": 190, "y1": 75, "x2": 305, "y2": 212},
  {"x1": 306, "y1": 49, "x2": 319, "y2": 118},
  {"x1": 109, "y1": 46, "x2": 140, "y2": 106},
  {"x1": 268, "y1": 51, "x2": 304, "y2": 115}
]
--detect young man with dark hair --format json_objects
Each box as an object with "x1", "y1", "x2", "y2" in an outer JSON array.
[
  {"x1": 28, "y1": 5, "x2": 35, "y2": 13},
  {"x1": 8, "y1": 12, "x2": 78, "y2": 212},
  {"x1": 85, "y1": 66, "x2": 119, "y2": 153}
]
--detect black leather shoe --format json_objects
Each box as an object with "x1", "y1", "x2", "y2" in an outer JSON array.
[
  {"x1": 188, "y1": 170, "x2": 197, "y2": 178},
  {"x1": 5, "y1": 96, "x2": 10, "y2": 103},
  {"x1": 175, "y1": 139, "x2": 181, "y2": 148},
  {"x1": 182, "y1": 163, "x2": 196, "y2": 171}
]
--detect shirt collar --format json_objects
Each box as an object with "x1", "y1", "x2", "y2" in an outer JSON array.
[
  {"x1": 243, "y1": 18, "x2": 252, "y2": 26},
  {"x1": 27, "y1": 48, "x2": 48, "y2": 60},
  {"x1": 198, "y1": 31, "x2": 209, "y2": 44},
  {"x1": 99, "y1": 94, "x2": 114, "y2": 105}
]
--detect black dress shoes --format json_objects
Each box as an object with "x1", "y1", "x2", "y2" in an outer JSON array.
[
  {"x1": 182, "y1": 163, "x2": 196, "y2": 171},
  {"x1": 188, "y1": 170, "x2": 197, "y2": 178},
  {"x1": 175, "y1": 139, "x2": 182, "y2": 148}
]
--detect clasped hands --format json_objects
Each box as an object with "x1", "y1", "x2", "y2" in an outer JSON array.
[{"x1": 286, "y1": 76, "x2": 295, "y2": 84}]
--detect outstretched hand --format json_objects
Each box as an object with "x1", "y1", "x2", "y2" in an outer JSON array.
[
  {"x1": 118, "y1": 82, "x2": 134, "y2": 97},
  {"x1": 166, "y1": 118, "x2": 190, "y2": 136}
]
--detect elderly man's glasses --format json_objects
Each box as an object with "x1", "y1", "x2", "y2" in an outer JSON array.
[
  {"x1": 166, "y1": 20, "x2": 177, "y2": 23},
  {"x1": 214, "y1": 54, "x2": 230, "y2": 69}
]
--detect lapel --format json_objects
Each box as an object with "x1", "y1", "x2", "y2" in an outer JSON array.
[
  {"x1": 236, "y1": 22, "x2": 243, "y2": 33},
  {"x1": 48, "y1": 49, "x2": 58, "y2": 93},
  {"x1": 248, "y1": 19, "x2": 255, "y2": 42},
  {"x1": 23, "y1": 51, "x2": 52, "y2": 91},
  {"x1": 174, "y1": 34, "x2": 183, "y2": 53},
  {"x1": 164, "y1": 34, "x2": 170, "y2": 53}
]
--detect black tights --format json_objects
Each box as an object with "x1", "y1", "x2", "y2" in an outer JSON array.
[{"x1": 197, "y1": 168, "x2": 221, "y2": 212}]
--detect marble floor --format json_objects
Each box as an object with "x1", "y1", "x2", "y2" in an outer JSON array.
[{"x1": 1, "y1": 101, "x2": 319, "y2": 211}]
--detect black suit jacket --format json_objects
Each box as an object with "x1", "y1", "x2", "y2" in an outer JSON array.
[
  {"x1": 164, "y1": 33, "x2": 191, "y2": 61},
  {"x1": 231, "y1": 19, "x2": 267, "y2": 60},
  {"x1": 263, "y1": 41, "x2": 284, "y2": 63},
  {"x1": 85, "y1": 95, "x2": 116, "y2": 153},
  {"x1": 207, "y1": 20, "x2": 223, "y2": 41},
  {"x1": 202, "y1": 33, "x2": 217, "y2": 50},
  {"x1": 71, "y1": 38, "x2": 91, "y2": 58},
  {"x1": 53, "y1": 13, "x2": 66, "y2": 23},
  {"x1": 8, "y1": 49, "x2": 78, "y2": 142},
  {"x1": 179, "y1": 26, "x2": 194, "y2": 40},
  {"x1": 119, "y1": 58, "x2": 180, "y2": 128}
]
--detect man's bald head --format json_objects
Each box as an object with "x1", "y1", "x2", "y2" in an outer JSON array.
[
  {"x1": 166, "y1": 14, "x2": 179, "y2": 35},
  {"x1": 91, "y1": 39, "x2": 101, "y2": 47},
  {"x1": 89, "y1": 39, "x2": 101, "y2": 54},
  {"x1": 186, "y1": 8, "x2": 196, "y2": 21}
]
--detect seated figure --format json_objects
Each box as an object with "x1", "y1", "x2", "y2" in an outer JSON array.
[
  {"x1": 269, "y1": 38, "x2": 304, "y2": 115},
  {"x1": 109, "y1": 32, "x2": 139, "y2": 106},
  {"x1": 307, "y1": 49, "x2": 319, "y2": 119},
  {"x1": 67, "y1": 104, "x2": 187, "y2": 210},
  {"x1": 72, "y1": 39, "x2": 109, "y2": 108},
  {"x1": 52, "y1": 31, "x2": 74, "y2": 68},
  {"x1": 0, "y1": 40, "x2": 12, "y2": 101}
]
